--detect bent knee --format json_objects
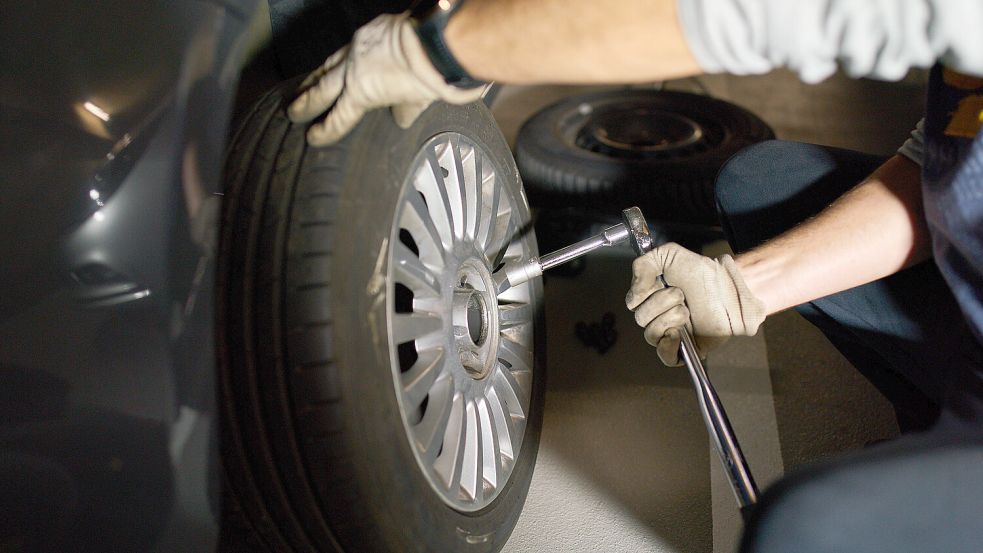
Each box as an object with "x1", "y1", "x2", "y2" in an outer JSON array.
[{"x1": 714, "y1": 140, "x2": 800, "y2": 217}]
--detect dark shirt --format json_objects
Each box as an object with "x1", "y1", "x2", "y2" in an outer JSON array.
[{"x1": 922, "y1": 64, "x2": 983, "y2": 424}]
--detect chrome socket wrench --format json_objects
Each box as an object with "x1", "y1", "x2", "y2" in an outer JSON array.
[{"x1": 497, "y1": 206, "x2": 759, "y2": 516}]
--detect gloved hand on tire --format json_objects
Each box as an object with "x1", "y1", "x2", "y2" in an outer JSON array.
[
  {"x1": 626, "y1": 243, "x2": 767, "y2": 366},
  {"x1": 288, "y1": 12, "x2": 486, "y2": 146}
]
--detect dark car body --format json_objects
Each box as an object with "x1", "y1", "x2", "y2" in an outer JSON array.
[{"x1": 1, "y1": 1, "x2": 260, "y2": 549}]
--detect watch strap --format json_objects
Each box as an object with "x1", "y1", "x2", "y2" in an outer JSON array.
[{"x1": 412, "y1": 0, "x2": 487, "y2": 89}]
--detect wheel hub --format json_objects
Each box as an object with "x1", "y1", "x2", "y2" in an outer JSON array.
[
  {"x1": 453, "y1": 260, "x2": 500, "y2": 380},
  {"x1": 578, "y1": 107, "x2": 706, "y2": 157},
  {"x1": 589, "y1": 108, "x2": 704, "y2": 152}
]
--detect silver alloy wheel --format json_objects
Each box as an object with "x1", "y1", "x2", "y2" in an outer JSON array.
[{"x1": 387, "y1": 132, "x2": 537, "y2": 512}]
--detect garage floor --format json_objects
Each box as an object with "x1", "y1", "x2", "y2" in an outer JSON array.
[{"x1": 492, "y1": 71, "x2": 926, "y2": 553}]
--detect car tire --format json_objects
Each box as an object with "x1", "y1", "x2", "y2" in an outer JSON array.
[
  {"x1": 515, "y1": 89, "x2": 774, "y2": 225},
  {"x1": 217, "y1": 82, "x2": 545, "y2": 552}
]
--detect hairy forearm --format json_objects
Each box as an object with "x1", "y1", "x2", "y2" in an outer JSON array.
[
  {"x1": 737, "y1": 155, "x2": 930, "y2": 315},
  {"x1": 445, "y1": 0, "x2": 702, "y2": 84}
]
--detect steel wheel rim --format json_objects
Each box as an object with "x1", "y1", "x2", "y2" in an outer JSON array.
[
  {"x1": 585, "y1": 109, "x2": 704, "y2": 153},
  {"x1": 386, "y1": 132, "x2": 537, "y2": 512}
]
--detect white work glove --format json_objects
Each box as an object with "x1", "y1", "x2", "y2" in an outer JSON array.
[
  {"x1": 626, "y1": 243, "x2": 766, "y2": 366},
  {"x1": 287, "y1": 12, "x2": 486, "y2": 146}
]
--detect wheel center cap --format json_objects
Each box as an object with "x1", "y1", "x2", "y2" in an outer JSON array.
[{"x1": 453, "y1": 259, "x2": 499, "y2": 380}]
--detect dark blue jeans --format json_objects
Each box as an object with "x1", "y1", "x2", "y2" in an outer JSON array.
[{"x1": 715, "y1": 141, "x2": 983, "y2": 552}]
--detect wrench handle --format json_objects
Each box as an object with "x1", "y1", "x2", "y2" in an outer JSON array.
[
  {"x1": 671, "y1": 300, "x2": 759, "y2": 510},
  {"x1": 622, "y1": 206, "x2": 759, "y2": 511}
]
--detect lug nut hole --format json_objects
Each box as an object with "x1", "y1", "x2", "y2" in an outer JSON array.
[{"x1": 467, "y1": 293, "x2": 486, "y2": 345}]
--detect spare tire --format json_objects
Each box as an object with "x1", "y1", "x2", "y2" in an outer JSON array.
[
  {"x1": 217, "y1": 81, "x2": 545, "y2": 552},
  {"x1": 515, "y1": 89, "x2": 774, "y2": 225}
]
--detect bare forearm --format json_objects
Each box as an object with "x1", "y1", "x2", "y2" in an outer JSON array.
[
  {"x1": 445, "y1": 0, "x2": 701, "y2": 84},
  {"x1": 737, "y1": 155, "x2": 930, "y2": 315}
]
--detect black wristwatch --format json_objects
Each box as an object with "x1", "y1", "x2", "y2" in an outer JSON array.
[{"x1": 411, "y1": 0, "x2": 487, "y2": 89}]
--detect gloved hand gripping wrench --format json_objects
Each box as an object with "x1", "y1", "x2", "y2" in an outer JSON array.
[{"x1": 497, "y1": 207, "x2": 759, "y2": 517}]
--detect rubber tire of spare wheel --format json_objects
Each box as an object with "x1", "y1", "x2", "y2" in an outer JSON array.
[
  {"x1": 217, "y1": 81, "x2": 545, "y2": 552},
  {"x1": 514, "y1": 90, "x2": 774, "y2": 225}
]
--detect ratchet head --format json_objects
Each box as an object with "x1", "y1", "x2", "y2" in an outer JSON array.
[{"x1": 621, "y1": 207, "x2": 653, "y2": 255}]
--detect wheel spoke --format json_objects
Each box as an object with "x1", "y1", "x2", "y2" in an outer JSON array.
[
  {"x1": 433, "y1": 393, "x2": 466, "y2": 488},
  {"x1": 414, "y1": 146, "x2": 456, "y2": 251},
  {"x1": 459, "y1": 400, "x2": 480, "y2": 501},
  {"x1": 485, "y1": 384, "x2": 516, "y2": 462},
  {"x1": 498, "y1": 302, "x2": 533, "y2": 329},
  {"x1": 498, "y1": 302, "x2": 535, "y2": 346},
  {"x1": 402, "y1": 348, "x2": 444, "y2": 409},
  {"x1": 497, "y1": 280, "x2": 532, "y2": 304},
  {"x1": 416, "y1": 382, "x2": 456, "y2": 464},
  {"x1": 499, "y1": 338, "x2": 533, "y2": 407},
  {"x1": 441, "y1": 136, "x2": 467, "y2": 241},
  {"x1": 502, "y1": 234, "x2": 527, "y2": 261},
  {"x1": 485, "y1": 214, "x2": 514, "y2": 268},
  {"x1": 467, "y1": 146, "x2": 482, "y2": 242},
  {"x1": 498, "y1": 337, "x2": 532, "y2": 375},
  {"x1": 392, "y1": 242, "x2": 441, "y2": 299},
  {"x1": 485, "y1": 220, "x2": 512, "y2": 267},
  {"x1": 401, "y1": 190, "x2": 447, "y2": 267},
  {"x1": 477, "y1": 398, "x2": 500, "y2": 492},
  {"x1": 477, "y1": 171, "x2": 499, "y2": 251},
  {"x1": 493, "y1": 361, "x2": 529, "y2": 421},
  {"x1": 451, "y1": 136, "x2": 479, "y2": 242},
  {"x1": 392, "y1": 313, "x2": 443, "y2": 348}
]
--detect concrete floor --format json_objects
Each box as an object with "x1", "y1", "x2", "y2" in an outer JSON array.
[{"x1": 493, "y1": 70, "x2": 923, "y2": 553}]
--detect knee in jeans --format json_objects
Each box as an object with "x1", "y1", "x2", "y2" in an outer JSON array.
[
  {"x1": 741, "y1": 471, "x2": 853, "y2": 553},
  {"x1": 714, "y1": 140, "x2": 789, "y2": 217}
]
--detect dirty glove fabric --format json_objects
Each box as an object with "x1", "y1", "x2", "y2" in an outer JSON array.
[
  {"x1": 288, "y1": 12, "x2": 486, "y2": 146},
  {"x1": 626, "y1": 243, "x2": 766, "y2": 366}
]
